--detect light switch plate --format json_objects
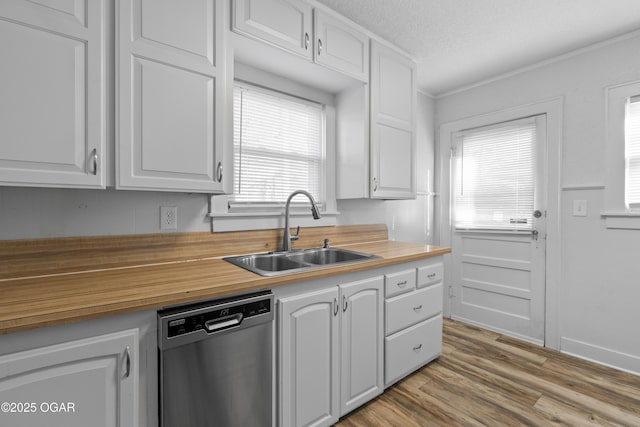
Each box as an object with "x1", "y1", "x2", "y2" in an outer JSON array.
[{"x1": 573, "y1": 200, "x2": 587, "y2": 217}]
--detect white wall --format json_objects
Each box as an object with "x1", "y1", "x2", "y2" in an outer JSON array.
[
  {"x1": 436, "y1": 33, "x2": 640, "y2": 374},
  {"x1": 337, "y1": 92, "x2": 436, "y2": 244}
]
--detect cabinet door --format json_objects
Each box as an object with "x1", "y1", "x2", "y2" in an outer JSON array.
[
  {"x1": 117, "y1": 0, "x2": 230, "y2": 193},
  {"x1": 314, "y1": 10, "x2": 369, "y2": 82},
  {"x1": 0, "y1": 329, "x2": 138, "y2": 427},
  {"x1": 370, "y1": 41, "x2": 417, "y2": 199},
  {"x1": 0, "y1": 0, "x2": 105, "y2": 188},
  {"x1": 233, "y1": 0, "x2": 312, "y2": 60},
  {"x1": 339, "y1": 276, "x2": 384, "y2": 416},
  {"x1": 279, "y1": 287, "x2": 339, "y2": 427}
]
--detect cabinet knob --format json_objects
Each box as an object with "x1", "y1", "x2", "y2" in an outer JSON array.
[
  {"x1": 304, "y1": 32, "x2": 310, "y2": 50},
  {"x1": 318, "y1": 39, "x2": 323, "y2": 56}
]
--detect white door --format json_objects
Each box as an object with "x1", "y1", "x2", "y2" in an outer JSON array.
[
  {"x1": 279, "y1": 287, "x2": 340, "y2": 427},
  {"x1": 450, "y1": 115, "x2": 547, "y2": 344},
  {"x1": 370, "y1": 41, "x2": 416, "y2": 199},
  {"x1": 0, "y1": 330, "x2": 137, "y2": 427},
  {"x1": 339, "y1": 276, "x2": 384, "y2": 416},
  {"x1": 117, "y1": 0, "x2": 229, "y2": 193},
  {"x1": 0, "y1": 0, "x2": 105, "y2": 188}
]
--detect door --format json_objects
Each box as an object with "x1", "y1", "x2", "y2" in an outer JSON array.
[
  {"x1": 339, "y1": 276, "x2": 383, "y2": 416},
  {"x1": 450, "y1": 115, "x2": 547, "y2": 344},
  {"x1": 279, "y1": 287, "x2": 339, "y2": 427},
  {"x1": 0, "y1": 329, "x2": 137, "y2": 427},
  {"x1": 232, "y1": 0, "x2": 313, "y2": 60},
  {"x1": 117, "y1": 0, "x2": 229, "y2": 193},
  {"x1": 0, "y1": 0, "x2": 105, "y2": 188},
  {"x1": 370, "y1": 41, "x2": 416, "y2": 199}
]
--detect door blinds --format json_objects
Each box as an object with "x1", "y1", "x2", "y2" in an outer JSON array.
[
  {"x1": 626, "y1": 96, "x2": 640, "y2": 209},
  {"x1": 453, "y1": 117, "x2": 537, "y2": 231},
  {"x1": 232, "y1": 84, "x2": 324, "y2": 205}
]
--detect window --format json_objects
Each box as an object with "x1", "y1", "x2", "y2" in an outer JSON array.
[
  {"x1": 625, "y1": 96, "x2": 640, "y2": 209},
  {"x1": 232, "y1": 83, "x2": 324, "y2": 207},
  {"x1": 453, "y1": 117, "x2": 537, "y2": 231},
  {"x1": 604, "y1": 80, "x2": 640, "y2": 228}
]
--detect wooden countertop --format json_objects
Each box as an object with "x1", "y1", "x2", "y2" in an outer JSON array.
[{"x1": 0, "y1": 225, "x2": 450, "y2": 335}]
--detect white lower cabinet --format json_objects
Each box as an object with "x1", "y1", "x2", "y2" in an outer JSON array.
[
  {"x1": 0, "y1": 310, "x2": 156, "y2": 427},
  {"x1": 278, "y1": 275, "x2": 384, "y2": 427},
  {"x1": 384, "y1": 258, "x2": 444, "y2": 387},
  {"x1": 0, "y1": 330, "x2": 138, "y2": 427}
]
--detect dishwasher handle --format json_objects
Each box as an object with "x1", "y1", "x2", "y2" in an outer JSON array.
[{"x1": 205, "y1": 313, "x2": 244, "y2": 333}]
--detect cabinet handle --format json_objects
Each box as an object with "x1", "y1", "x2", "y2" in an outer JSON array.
[
  {"x1": 124, "y1": 346, "x2": 131, "y2": 378},
  {"x1": 90, "y1": 149, "x2": 98, "y2": 175},
  {"x1": 334, "y1": 298, "x2": 338, "y2": 316},
  {"x1": 413, "y1": 304, "x2": 423, "y2": 312},
  {"x1": 216, "y1": 162, "x2": 223, "y2": 182},
  {"x1": 373, "y1": 177, "x2": 378, "y2": 192},
  {"x1": 318, "y1": 38, "x2": 323, "y2": 56},
  {"x1": 428, "y1": 273, "x2": 437, "y2": 279},
  {"x1": 413, "y1": 344, "x2": 423, "y2": 352},
  {"x1": 304, "y1": 32, "x2": 310, "y2": 49},
  {"x1": 342, "y1": 295, "x2": 348, "y2": 312},
  {"x1": 397, "y1": 280, "x2": 407, "y2": 288}
]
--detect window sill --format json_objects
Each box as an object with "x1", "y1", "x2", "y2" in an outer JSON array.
[
  {"x1": 209, "y1": 211, "x2": 339, "y2": 232},
  {"x1": 601, "y1": 211, "x2": 640, "y2": 229}
]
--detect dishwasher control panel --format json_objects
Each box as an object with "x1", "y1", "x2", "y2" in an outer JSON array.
[{"x1": 167, "y1": 298, "x2": 271, "y2": 337}]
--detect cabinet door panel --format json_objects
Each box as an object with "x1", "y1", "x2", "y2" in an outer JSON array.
[
  {"x1": 0, "y1": 0, "x2": 105, "y2": 188},
  {"x1": 233, "y1": 0, "x2": 312, "y2": 59},
  {"x1": 118, "y1": 0, "x2": 228, "y2": 192},
  {"x1": 339, "y1": 276, "x2": 383, "y2": 416},
  {"x1": 0, "y1": 329, "x2": 137, "y2": 427},
  {"x1": 370, "y1": 41, "x2": 416, "y2": 199},
  {"x1": 314, "y1": 10, "x2": 368, "y2": 82},
  {"x1": 279, "y1": 287, "x2": 339, "y2": 427}
]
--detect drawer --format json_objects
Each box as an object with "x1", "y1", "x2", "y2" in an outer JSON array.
[
  {"x1": 385, "y1": 284, "x2": 443, "y2": 335},
  {"x1": 384, "y1": 269, "x2": 416, "y2": 298},
  {"x1": 417, "y1": 262, "x2": 443, "y2": 288},
  {"x1": 385, "y1": 315, "x2": 442, "y2": 387}
]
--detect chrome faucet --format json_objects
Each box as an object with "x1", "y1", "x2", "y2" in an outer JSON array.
[{"x1": 283, "y1": 190, "x2": 321, "y2": 251}]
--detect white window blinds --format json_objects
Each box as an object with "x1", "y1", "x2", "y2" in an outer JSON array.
[
  {"x1": 232, "y1": 84, "x2": 324, "y2": 205},
  {"x1": 626, "y1": 96, "x2": 640, "y2": 209},
  {"x1": 453, "y1": 118, "x2": 536, "y2": 231}
]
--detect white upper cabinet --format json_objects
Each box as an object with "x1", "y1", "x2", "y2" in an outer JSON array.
[
  {"x1": 233, "y1": 0, "x2": 313, "y2": 60},
  {"x1": 0, "y1": 0, "x2": 106, "y2": 188},
  {"x1": 232, "y1": 0, "x2": 369, "y2": 83},
  {"x1": 117, "y1": 0, "x2": 231, "y2": 193},
  {"x1": 314, "y1": 10, "x2": 369, "y2": 82},
  {"x1": 370, "y1": 41, "x2": 417, "y2": 199}
]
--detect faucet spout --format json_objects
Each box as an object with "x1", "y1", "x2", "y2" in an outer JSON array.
[{"x1": 283, "y1": 190, "x2": 321, "y2": 251}]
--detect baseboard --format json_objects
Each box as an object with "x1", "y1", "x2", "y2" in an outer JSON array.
[
  {"x1": 561, "y1": 337, "x2": 640, "y2": 376},
  {"x1": 450, "y1": 315, "x2": 544, "y2": 346}
]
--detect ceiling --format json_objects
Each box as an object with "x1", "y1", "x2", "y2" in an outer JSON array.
[{"x1": 315, "y1": 0, "x2": 640, "y2": 96}]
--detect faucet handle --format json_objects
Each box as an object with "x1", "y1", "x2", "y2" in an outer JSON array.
[
  {"x1": 323, "y1": 238, "x2": 330, "y2": 248},
  {"x1": 291, "y1": 225, "x2": 300, "y2": 242}
]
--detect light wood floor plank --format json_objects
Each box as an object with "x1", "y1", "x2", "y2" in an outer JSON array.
[{"x1": 335, "y1": 318, "x2": 640, "y2": 426}]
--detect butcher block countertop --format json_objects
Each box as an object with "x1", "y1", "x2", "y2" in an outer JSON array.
[{"x1": 0, "y1": 224, "x2": 450, "y2": 335}]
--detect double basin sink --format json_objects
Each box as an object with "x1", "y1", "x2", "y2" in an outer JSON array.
[{"x1": 224, "y1": 247, "x2": 381, "y2": 277}]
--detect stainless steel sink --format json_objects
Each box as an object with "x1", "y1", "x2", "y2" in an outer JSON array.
[{"x1": 223, "y1": 248, "x2": 380, "y2": 277}]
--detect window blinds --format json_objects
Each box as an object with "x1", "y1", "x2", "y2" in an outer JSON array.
[
  {"x1": 454, "y1": 118, "x2": 536, "y2": 231},
  {"x1": 232, "y1": 85, "x2": 324, "y2": 205},
  {"x1": 626, "y1": 96, "x2": 640, "y2": 209}
]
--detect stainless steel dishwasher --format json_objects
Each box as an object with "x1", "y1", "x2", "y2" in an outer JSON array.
[{"x1": 158, "y1": 290, "x2": 274, "y2": 427}]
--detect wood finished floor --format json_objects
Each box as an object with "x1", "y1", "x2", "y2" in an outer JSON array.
[{"x1": 335, "y1": 318, "x2": 640, "y2": 426}]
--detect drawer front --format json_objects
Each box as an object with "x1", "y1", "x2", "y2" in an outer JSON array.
[
  {"x1": 384, "y1": 315, "x2": 442, "y2": 386},
  {"x1": 417, "y1": 262, "x2": 443, "y2": 288},
  {"x1": 384, "y1": 269, "x2": 416, "y2": 298},
  {"x1": 385, "y1": 284, "x2": 443, "y2": 335}
]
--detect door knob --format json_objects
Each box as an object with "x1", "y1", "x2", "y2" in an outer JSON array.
[{"x1": 533, "y1": 210, "x2": 543, "y2": 218}]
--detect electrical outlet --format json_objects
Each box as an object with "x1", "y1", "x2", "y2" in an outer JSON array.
[
  {"x1": 160, "y1": 206, "x2": 177, "y2": 230},
  {"x1": 573, "y1": 200, "x2": 587, "y2": 217}
]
